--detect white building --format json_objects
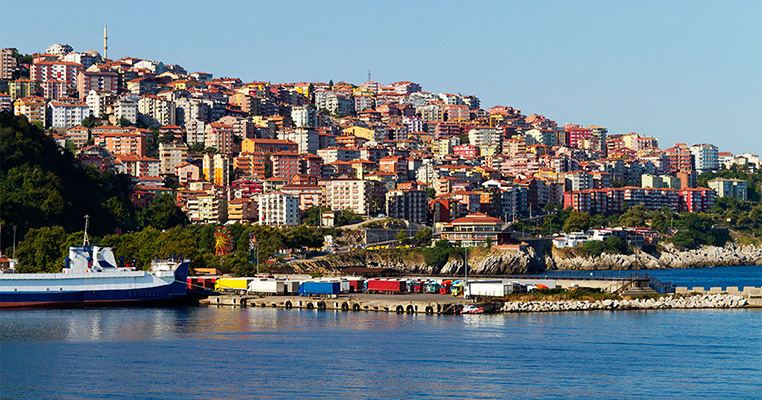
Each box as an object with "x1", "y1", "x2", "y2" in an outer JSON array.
[
  {"x1": 291, "y1": 105, "x2": 317, "y2": 128},
  {"x1": 159, "y1": 142, "x2": 188, "y2": 175},
  {"x1": 278, "y1": 127, "x2": 318, "y2": 154},
  {"x1": 525, "y1": 128, "x2": 556, "y2": 146},
  {"x1": 257, "y1": 192, "x2": 300, "y2": 226},
  {"x1": 48, "y1": 101, "x2": 91, "y2": 129},
  {"x1": 86, "y1": 90, "x2": 115, "y2": 118},
  {"x1": 468, "y1": 128, "x2": 502, "y2": 156},
  {"x1": 690, "y1": 143, "x2": 719, "y2": 173},
  {"x1": 314, "y1": 90, "x2": 354, "y2": 116},
  {"x1": 114, "y1": 96, "x2": 139, "y2": 124},
  {"x1": 321, "y1": 179, "x2": 371, "y2": 215},
  {"x1": 138, "y1": 95, "x2": 176, "y2": 126}
]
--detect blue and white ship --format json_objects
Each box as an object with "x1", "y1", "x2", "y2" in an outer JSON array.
[{"x1": 0, "y1": 220, "x2": 190, "y2": 308}]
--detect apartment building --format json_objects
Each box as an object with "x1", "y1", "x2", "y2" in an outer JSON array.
[
  {"x1": 13, "y1": 96, "x2": 47, "y2": 127},
  {"x1": 158, "y1": 142, "x2": 188, "y2": 175},
  {"x1": 48, "y1": 101, "x2": 92, "y2": 129},
  {"x1": 257, "y1": 192, "x2": 300, "y2": 226},
  {"x1": 385, "y1": 189, "x2": 429, "y2": 224}
]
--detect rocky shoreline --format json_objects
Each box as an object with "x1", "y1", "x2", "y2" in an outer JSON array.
[
  {"x1": 549, "y1": 243, "x2": 762, "y2": 271},
  {"x1": 500, "y1": 294, "x2": 749, "y2": 313},
  {"x1": 289, "y1": 243, "x2": 762, "y2": 275}
]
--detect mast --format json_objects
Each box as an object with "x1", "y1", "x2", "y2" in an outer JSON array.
[{"x1": 82, "y1": 215, "x2": 90, "y2": 247}]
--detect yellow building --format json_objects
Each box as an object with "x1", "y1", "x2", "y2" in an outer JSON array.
[
  {"x1": 202, "y1": 153, "x2": 230, "y2": 186},
  {"x1": 14, "y1": 96, "x2": 46, "y2": 127},
  {"x1": 343, "y1": 125, "x2": 376, "y2": 142}
]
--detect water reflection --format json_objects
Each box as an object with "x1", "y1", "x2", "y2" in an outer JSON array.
[{"x1": 1, "y1": 307, "x2": 761, "y2": 399}]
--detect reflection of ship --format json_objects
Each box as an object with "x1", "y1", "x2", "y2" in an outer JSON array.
[{"x1": 0, "y1": 217, "x2": 190, "y2": 308}]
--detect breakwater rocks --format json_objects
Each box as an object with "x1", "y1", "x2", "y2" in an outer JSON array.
[
  {"x1": 501, "y1": 294, "x2": 748, "y2": 313},
  {"x1": 549, "y1": 243, "x2": 762, "y2": 270}
]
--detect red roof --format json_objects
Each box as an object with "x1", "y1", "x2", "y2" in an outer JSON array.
[{"x1": 450, "y1": 212, "x2": 503, "y2": 225}]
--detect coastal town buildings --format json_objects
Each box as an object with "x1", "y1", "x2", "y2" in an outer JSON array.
[{"x1": 1, "y1": 41, "x2": 749, "y2": 241}]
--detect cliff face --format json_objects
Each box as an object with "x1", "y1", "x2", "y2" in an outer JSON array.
[
  {"x1": 549, "y1": 243, "x2": 762, "y2": 270},
  {"x1": 288, "y1": 243, "x2": 762, "y2": 275},
  {"x1": 290, "y1": 246, "x2": 545, "y2": 275}
]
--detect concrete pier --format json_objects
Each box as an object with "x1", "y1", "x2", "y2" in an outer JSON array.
[{"x1": 201, "y1": 293, "x2": 478, "y2": 314}]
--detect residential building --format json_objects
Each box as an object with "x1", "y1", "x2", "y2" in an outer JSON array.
[
  {"x1": 158, "y1": 142, "x2": 188, "y2": 175},
  {"x1": 13, "y1": 96, "x2": 47, "y2": 127},
  {"x1": 642, "y1": 174, "x2": 680, "y2": 189},
  {"x1": 85, "y1": 90, "x2": 115, "y2": 118},
  {"x1": 76, "y1": 70, "x2": 119, "y2": 98},
  {"x1": 278, "y1": 127, "x2": 319, "y2": 154},
  {"x1": 438, "y1": 212, "x2": 505, "y2": 246},
  {"x1": 241, "y1": 138, "x2": 298, "y2": 154},
  {"x1": 227, "y1": 198, "x2": 257, "y2": 223},
  {"x1": 48, "y1": 101, "x2": 91, "y2": 129},
  {"x1": 468, "y1": 128, "x2": 502, "y2": 156},
  {"x1": 386, "y1": 189, "x2": 429, "y2": 224},
  {"x1": 321, "y1": 179, "x2": 371, "y2": 215},
  {"x1": 114, "y1": 96, "x2": 139, "y2": 124},
  {"x1": 30, "y1": 60, "x2": 81, "y2": 96},
  {"x1": 708, "y1": 178, "x2": 747, "y2": 200},
  {"x1": 9, "y1": 79, "x2": 40, "y2": 100},
  {"x1": 271, "y1": 151, "x2": 301, "y2": 180},
  {"x1": 202, "y1": 153, "x2": 230, "y2": 186},
  {"x1": 0, "y1": 48, "x2": 17, "y2": 80},
  {"x1": 563, "y1": 187, "x2": 715, "y2": 214},
  {"x1": 291, "y1": 105, "x2": 317, "y2": 128},
  {"x1": 138, "y1": 95, "x2": 176, "y2": 126},
  {"x1": 175, "y1": 162, "x2": 200, "y2": 184},
  {"x1": 204, "y1": 122, "x2": 235, "y2": 154},
  {"x1": 690, "y1": 143, "x2": 719, "y2": 173},
  {"x1": 93, "y1": 130, "x2": 146, "y2": 157},
  {"x1": 257, "y1": 192, "x2": 300, "y2": 226}
]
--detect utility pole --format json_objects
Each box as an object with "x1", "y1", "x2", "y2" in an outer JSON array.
[
  {"x1": 464, "y1": 245, "x2": 468, "y2": 293},
  {"x1": 12, "y1": 225, "x2": 17, "y2": 260},
  {"x1": 249, "y1": 232, "x2": 259, "y2": 276}
]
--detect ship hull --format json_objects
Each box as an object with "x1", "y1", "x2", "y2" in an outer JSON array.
[
  {"x1": 0, "y1": 261, "x2": 194, "y2": 309},
  {"x1": 0, "y1": 281, "x2": 192, "y2": 308}
]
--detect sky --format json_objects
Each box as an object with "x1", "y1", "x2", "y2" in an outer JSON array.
[{"x1": 1, "y1": 0, "x2": 760, "y2": 153}]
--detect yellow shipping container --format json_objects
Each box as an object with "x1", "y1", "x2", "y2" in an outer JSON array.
[{"x1": 215, "y1": 277, "x2": 251, "y2": 292}]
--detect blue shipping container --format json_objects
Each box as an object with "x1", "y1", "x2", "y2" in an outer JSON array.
[{"x1": 298, "y1": 281, "x2": 341, "y2": 296}]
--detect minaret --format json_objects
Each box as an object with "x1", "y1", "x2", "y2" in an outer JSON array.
[{"x1": 103, "y1": 25, "x2": 108, "y2": 60}]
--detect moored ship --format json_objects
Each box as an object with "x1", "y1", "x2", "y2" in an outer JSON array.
[{"x1": 0, "y1": 219, "x2": 190, "y2": 308}]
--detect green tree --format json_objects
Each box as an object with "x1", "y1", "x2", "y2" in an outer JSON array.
[
  {"x1": 80, "y1": 115, "x2": 98, "y2": 128},
  {"x1": 413, "y1": 227, "x2": 433, "y2": 246},
  {"x1": 118, "y1": 117, "x2": 134, "y2": 127},
  {"x1": 563, "y1": 211, "x2": 591, "y2": 233},
  {"x1": 15, "y1": 226, "x2": 68, "y2": 273},
  {"x1": 137, "y1": 194, "x2": 188, "y2": 230},
  {"x1": 619, "y1": 205, "x2": 648, "y2": 227}
]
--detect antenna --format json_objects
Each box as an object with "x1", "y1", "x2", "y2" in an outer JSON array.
[
  {"x1": 367, "y1": 70, "x2": 371, "y2": 81},
  {"x1": 83, "y1": 215, "x2": 90, "y2": 247}
]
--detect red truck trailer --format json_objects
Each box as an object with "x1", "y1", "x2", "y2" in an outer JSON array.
[{"x1": 366, "y1": 279, "x2": 406, "y2": 294}]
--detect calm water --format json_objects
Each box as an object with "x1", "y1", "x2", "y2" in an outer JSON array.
[
  {"x1": 538, "y1": 265, "x2": 762, "y2": 288},
  {"x1": 1, "y1": 266, "x2": 761, "y2": 399},
  {"x1": 1, "y1": 306, "x2": 761, "y2": 399}
]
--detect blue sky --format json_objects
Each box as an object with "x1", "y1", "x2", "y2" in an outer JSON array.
[{"x1": 1, "y1": 0, "x2": 760, "y2": 153}]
